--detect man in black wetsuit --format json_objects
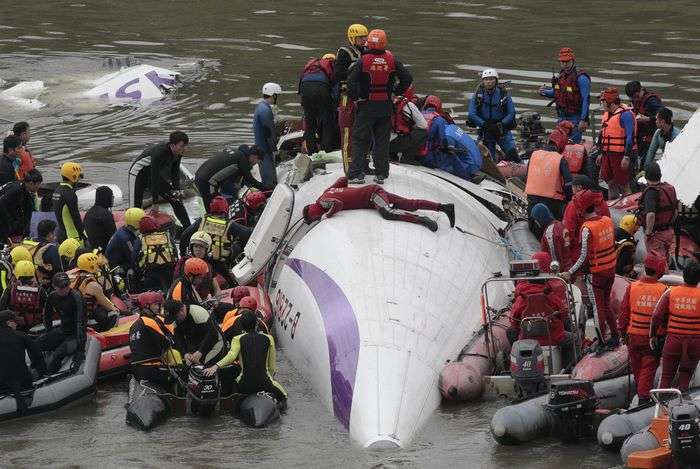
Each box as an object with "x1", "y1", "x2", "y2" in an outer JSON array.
[
  {"x1": 36, "y1": 272, "x2": 87, "y2": 373},
  {"x1": 163, "y1": 299, "x2": 227, "y2": 367},
  {"x1": 53, "y1": 162, "x2": 87, "y2": 244},
  {"x1": 0, "y1": 168, "x2": 42, "y2": 245},
  {"x1": 132, "y1": 131, "x2": 191, "y2": 228},
  {"x1": 84, "y1": 186, "x2": 116, "y2": 252}
]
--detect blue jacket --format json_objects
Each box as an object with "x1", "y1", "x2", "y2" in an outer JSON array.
[
  {"x1": 468, "y1": 85, "x2": 516, "y2": 128},
  {"x1": 425, "y1": 118, "x2": 482, "y2": 179},
  {"x1": 253, "y1": 101, "x2": 277, "y2": 155},
  {"x1": 106, "y1": 226, "x2": 141, "y2": 271}
]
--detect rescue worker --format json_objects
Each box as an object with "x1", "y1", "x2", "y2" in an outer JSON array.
[
  {"x1": 134, "y1": 214, "x2": 177, "y2": 292},
  {"x1": 562, "y1": 200, "x2": 618, "y2": 347},
  {"x1": 254, "y1": 82, "x2": 282, "y2": 189},
  {"x1": 0, "y1": 169, "x2": 43, "y2": 244},
  {"x1": 389, "y1": 85, "x2": 428, "y2": 164},
  {"x1": 299, "y1": 53, "x2": 337, "y2": 154},
  {"x1": 0, "y1": 135, "x2": 21, "y2": 185},
  {"x1": 538, "y1": 47, "x2": 591, "y2": 143},
  {"x1": 129, "y1": 291, "x2": 173, "y2": 387},
  {"x1": 231, "y1": 191, "x2": 268, "y2": 228},
  {"x1": 597, "y1": 87, "x2": 636, "y2": 197},
  {"x1": 423, "y1": 112, "x2": 484, "y2": 181},
  {"x1": 347, "y1": 29, "x2": 412, "y2": 184},
  {"x1": 336, "y1": 23, "x2": 368, "y2": 167},
  {"x1": 37, "y1": 272, "x2": 86, "y2": 373},
  {"x1": 625, "y1": 81, "x2": 663, "y2": 161},
  {"x1": 651, "y1": 261, "x2": 700, "y2": 392},
  {"x1": 524, "y1": 127, "x2": 573, "y2": 221},
  {"x1": 180, "y1": 197, "x2": 250, "y2": 285},
  {"x1": 615, "y1": 214, "x2": 639, "y2": 277},
  {"x1": 618, "y1": 254, "x2": 667, "y2": 404},
  {"x1": 531, "y1": 203, "x2": 572, "y2": 271},
  {"x1": 0, "y1": 310, "x2": 46, "y2": 415},
  {"x1": 508, "y1": 251, "x2": 575, "y2": 371},
  {"x1": 468, "y1": 68, "x2": 519, "y2": 162},
  {"x1": 219, "y1": 296, "x2": 263, "y2": 341},
  {"x1": 645, "y1": 107, "x2": 680, "y2": 165},
  {"x1": 58, "y1": 237, "x2": 81, "y2": 271},
  {"x1": 84, "y1": 186, "x2": 116, "y2": 252},
  {"x1": 68, "y1": 253, "x2": 119, "y2": 332},
  {"x1": 173, "y1": 232, "x2": 223, "y2": 299},
  {"x1": 105, "y1": 207, "x2": 144, "y2": 276},
  {"x1": 163, "y1": 299, "x2": 227, "y2": 367},
  {"x1": 132, "y1": 131, "x2": 191, "y2": 228},
  {"x1": 169, "y1": 256, "x2": 217, "y2": 306},
  {"x1": 11, "y1": 122, "x2": 36, "y2": 180},
  {"x1": 638, "y1": 162, "x2": 678, "y2": 261},
  {"x1": 302, "y1": 176, "x2": 455, "y2": 232},
  {"x1": 194, "y1": 144, "x2": 266, "y2": 209},
  {"x1": 23, "y1": 219, "x2": 62, "y2": 289},
  {"x1": 0, "y1": 260, "x2": 47, "y2": 330},
  {"x1": 563, "y1": 179, "x2": 610, "y2": 264},
  {"x1": 52, "y1": 162, "x2": 87, "y2": 244},
  {"x1": 204, "y1": 310, "x2": 287, "y2": 407}
]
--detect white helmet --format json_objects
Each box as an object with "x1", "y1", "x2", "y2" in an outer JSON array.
[
  {"x1": 262, "y1": 82, "x2": 282, "y2": 96},
  {"x1": 481, "y1": 68, "x2": 499, "y2": 80}
]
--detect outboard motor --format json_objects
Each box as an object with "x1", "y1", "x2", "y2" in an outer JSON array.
[
  {"x1": 669, "y1": 402, "x2": 700, "y2": 468},
  {"x1": 510, "y1": 339, "x2": 546, "y2": 399},
  {"x1": 187, "y1": 365, "x2": 220, "y2": 417},
  {"x1": 517, "y1": 111, "x2": 546, "y2": 154},
  {"x1": 544, "y1": 379, "x2": 598, "y2": 442}
]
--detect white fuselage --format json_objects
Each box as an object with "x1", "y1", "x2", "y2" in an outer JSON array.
[{"x1": 267, "y1": 162, "x2": 512, "y2": 448}]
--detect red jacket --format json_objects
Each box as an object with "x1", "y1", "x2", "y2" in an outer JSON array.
[
  {"x1": 509, "y1": 280, "x2": 567, "y2": 345},
  {"x1": 316, "y1": 177, "x2": 381, "y2": 217},
  {"x1": 563, "y1": 190, "x2": 610, "y2": 262},
  {"x1": 540, "y1": 220, "x2": 571, "y2": 271}
]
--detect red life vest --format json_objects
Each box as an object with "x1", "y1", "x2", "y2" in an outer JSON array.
[
  {"x1": 361, "y1": 51, "x2": 396, "y2": 101},
  {"x1": 391, "y1": 98, "x2": 413, "y2": 135},
  {"x1": 639, "y1": 182, "x2": 678, "y2": 230},
  {"x1": 10, "y1": 280, "x2": 41, "y2": 328},
  {"x1": 562, "y1": 143, "x2": 586, "y2": 173},
  {"x1": 300, "y1": 58, "x2": 333, "y2": 82},
  {"x1": 633, "y1": 90, "x2": 662, "y2": 144},
  {"x1": 554, "y1": 67, "x2": 590, "y2": 115}
]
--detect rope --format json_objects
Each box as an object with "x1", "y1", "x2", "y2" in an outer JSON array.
[{"x1": 455, "y1": 226, "x2": 511, "y2": 247}]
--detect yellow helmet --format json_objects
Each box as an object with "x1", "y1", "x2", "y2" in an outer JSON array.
[
  {"x1": 58, "y1": 238, "x2": 81, "y2": 259},
  {"x1": 124, "y1": 207, "x2": 146, "y2": 229},
  {"x1": 10, "y1": 246, "x2": 32, "y2": 265},
  {"x1": 619, "y1": 214, "x2": 639, "y2": 235},
  {"x1": 14, "y1": 260, "x2": 35, "y2": 278},
  {"x1": 322, "y1": 53, "x2": 336, "y2": 60},
  {"x1": 60, "y1": 161, "x2": 84, "y2": 183},
  {"x1": 347, "y1": 23, "x2": 368, "y2": 44},
  {"x1": 77, "y1": 252, "x2": 99, "y2": 273}
]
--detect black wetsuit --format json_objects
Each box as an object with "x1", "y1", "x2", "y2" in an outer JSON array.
[
  {"x1": 0, "y1": 323, "x2": 46, "y2": 413},
  {"x1": 173, "y1": 305, "x2": 225, "y2": 366},
  {"x1": 0, "y1": 154, "x2": 18, "y2": 186},
  {"x1": 0, "y1": 181, "x2": 35, "y2": 241},
  {"x1": 52, "y1": 182, "x2": 86, "y2": 243},
  {"x1": 84, "y1": 187, "x2": 116, "y2": 252},
  {"x1": 194, "y1": 146, "x2": 265, "y2": 208},
  {"x1": 236, "y1": 331, "x2": 286, "y2": 403},
  {"x1": 37, "y1": 289, "x2": 86, "y2": 373},
  {"x1": 129, "y1": 316, "x2": 172, "y2": 387}
]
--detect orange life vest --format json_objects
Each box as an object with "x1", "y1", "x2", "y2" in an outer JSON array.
[
  {"x1": 667, "y1": 285, "x2": 700, "y2": 336},
  {"x1": 220, "y1": 308, "x2": 239, "y2": 334},
  {"x1": 525, "y1": 150, "x2": 564, "y2": 200},
  {"x1": 601, "y1": 105, "x2": 637, "y2": 154},
  {"x1": 17, "y1": 147, "x2": 35, "y2": 180},
  {"x1": 360, "y1": 51, "x2": 396, "y2": 101},
  {"x1": 67, "y1": 268, "x2": 98, "y2": 315},
  {"x1": 627, "y1": 279, "x2": 667, "y2": 336},
  {"x1": 581, "y1": 216, "x2": 616, "y2": 273},
  {"x1": 562, "y1": 143, "x2": 586, "y2": 173}
]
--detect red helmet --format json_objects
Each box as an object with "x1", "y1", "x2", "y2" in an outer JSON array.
[
  {"x1": 184, "y1": 257, "x2": 209, "y2": 277},
  {"x1": 366, "y1": 29, "x2": 387, "y2": 50},
  {"x1": 548, "y1": 129, "x2": 568, "y2": 153},
  {"x1": 556, "y1": 120, "x2": 574, "y2": 135},
  {"x1": 532, "y1": 251, "x2": 553, "y2": 273},
  {"x1": 303, "y1": 203, "x2": 325, "y2": 223},
  {"x1": 558, "y1": 47, "x2": 575, "y2": 62},
  {"x1": 244, "y1": 191, "x2": 267, "y2": 211},
  {"x1": 138, "y1": 215, "x2": 159, "y2": 233},
  {"x1": 423, "y1": 95, "x2": 443, "y2": 113},
  {"x1": 239, "y1": 296, "x2": 258, "y2": 310},
  {"x1": 137, "y1": 291, "x2": 164, "y2": 308},
  {"x1": 644, "y1": 254, "x2": 667, "y2": 277},
  {"x1": 209, "y1": 196, "x2": 230, "y2": 215},
  {"x1": 600, "y1": 87, "x2": 620, "y2": 104},
  {"x1": 231, "y1": 286, "x2": 249, "y2": 303}
]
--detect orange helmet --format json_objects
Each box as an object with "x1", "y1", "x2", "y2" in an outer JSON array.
[
  {"x1": 558, "y1": 47, "x2": 575, "y2": 61},
  {"x1": 366, "y1": 29, "x2": 387, "y2": 50},
  {"x1": 184, "y1": 257, "x2": 209, "y2": 277},
  {"x1": 548, "y1": 129, "x2": 568, "y2": 153},
  {"x1": 599, "y1": 87, "x2": 620, "y2": 104},
  {"x1": 239, "y1": 296, "x2": 258, "y2": 310},
  {"x1": 244, "y1": 191, "x2": 267, "y2": 211}
]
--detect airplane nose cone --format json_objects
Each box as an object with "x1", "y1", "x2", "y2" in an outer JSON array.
[{"x1": 364, "y1": 437, "x2": 401, "y2": 450}]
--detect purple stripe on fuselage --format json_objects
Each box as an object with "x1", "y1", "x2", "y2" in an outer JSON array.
[{"x1": 286, "y1": 258, "x2": 359, "y2": 429}]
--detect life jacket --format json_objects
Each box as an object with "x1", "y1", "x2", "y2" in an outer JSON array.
[
  {"x1": 472, "y1": 84, "x2": 514, "y2": 129},
  {"x1": 129, "y1": 316, "x2": 171, "y2": 365},
  {"x1": 525, "y1": 150, "x2": 565, "y2": 200},
  {"x1": 300, "y1": 57, "x2": 334, "y2": 84},
  {"x1": 581, "y1": 216, "x2": 616, "y2": 273},
  {"x1": 639, "y1": 182, "x2": 678, "y2": 230},
  {"x1": 169, "y1": 278, "x2": 203, "y2": 305},
  {"x1": 337, "y1": 45, "x2": 361, "y2": 65},
  {"x1": 9, "y1": 279, "x2": 41, "y2": 328},
  {"x1": 627, "y1": 280, "x2": 667, "y2": 336},
  {"x1": 17, "y1": 147, "x2": 35, "y2": 180},
  {"x1": 138, "y1": 230, "x2": 176, "y2": 268},
  {"x1": 562, "y1": 143, "x2": 586, "y2": 173},
  {"x1": 68, "y1": 268, "x2": 98, "y2": 315},
  {"x1": 220, "y1": 308, "x2": 239, "y2": 335},
  {"x1": 391, "y1": 97, "x2": 414, "y2": 135},
  {"x1": 360, "y1": 51, "x2": 396, "y2": 101},
  {"x1": 553, "y1": 67, "x2": 590, "y2": 115},
  {"x1": 21, "y1": 239, "x2": 53, "y2": 286},
  {"x1": 601, "y1": 105, "x2": 637, "y2": 154},
  {"x1": 199, "y1": 215, "x2": 232, "y2": 262},
  {"x1": 633, "y1": 90, "x2": 662, "y2": 144},
  {"x1": 667, "y1": 285, "x2": 700, "y2": 336},
  {"x1": 615, "y1": 237, "x2": 637, "y2": 275}
]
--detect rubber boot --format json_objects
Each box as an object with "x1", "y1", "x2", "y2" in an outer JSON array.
[
  {"x1": 439, "y1": 203, "x2": 455, "y2": 227},
  {"x1": 418, "y1": 216, "x2": 438, "y2": 232}
]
